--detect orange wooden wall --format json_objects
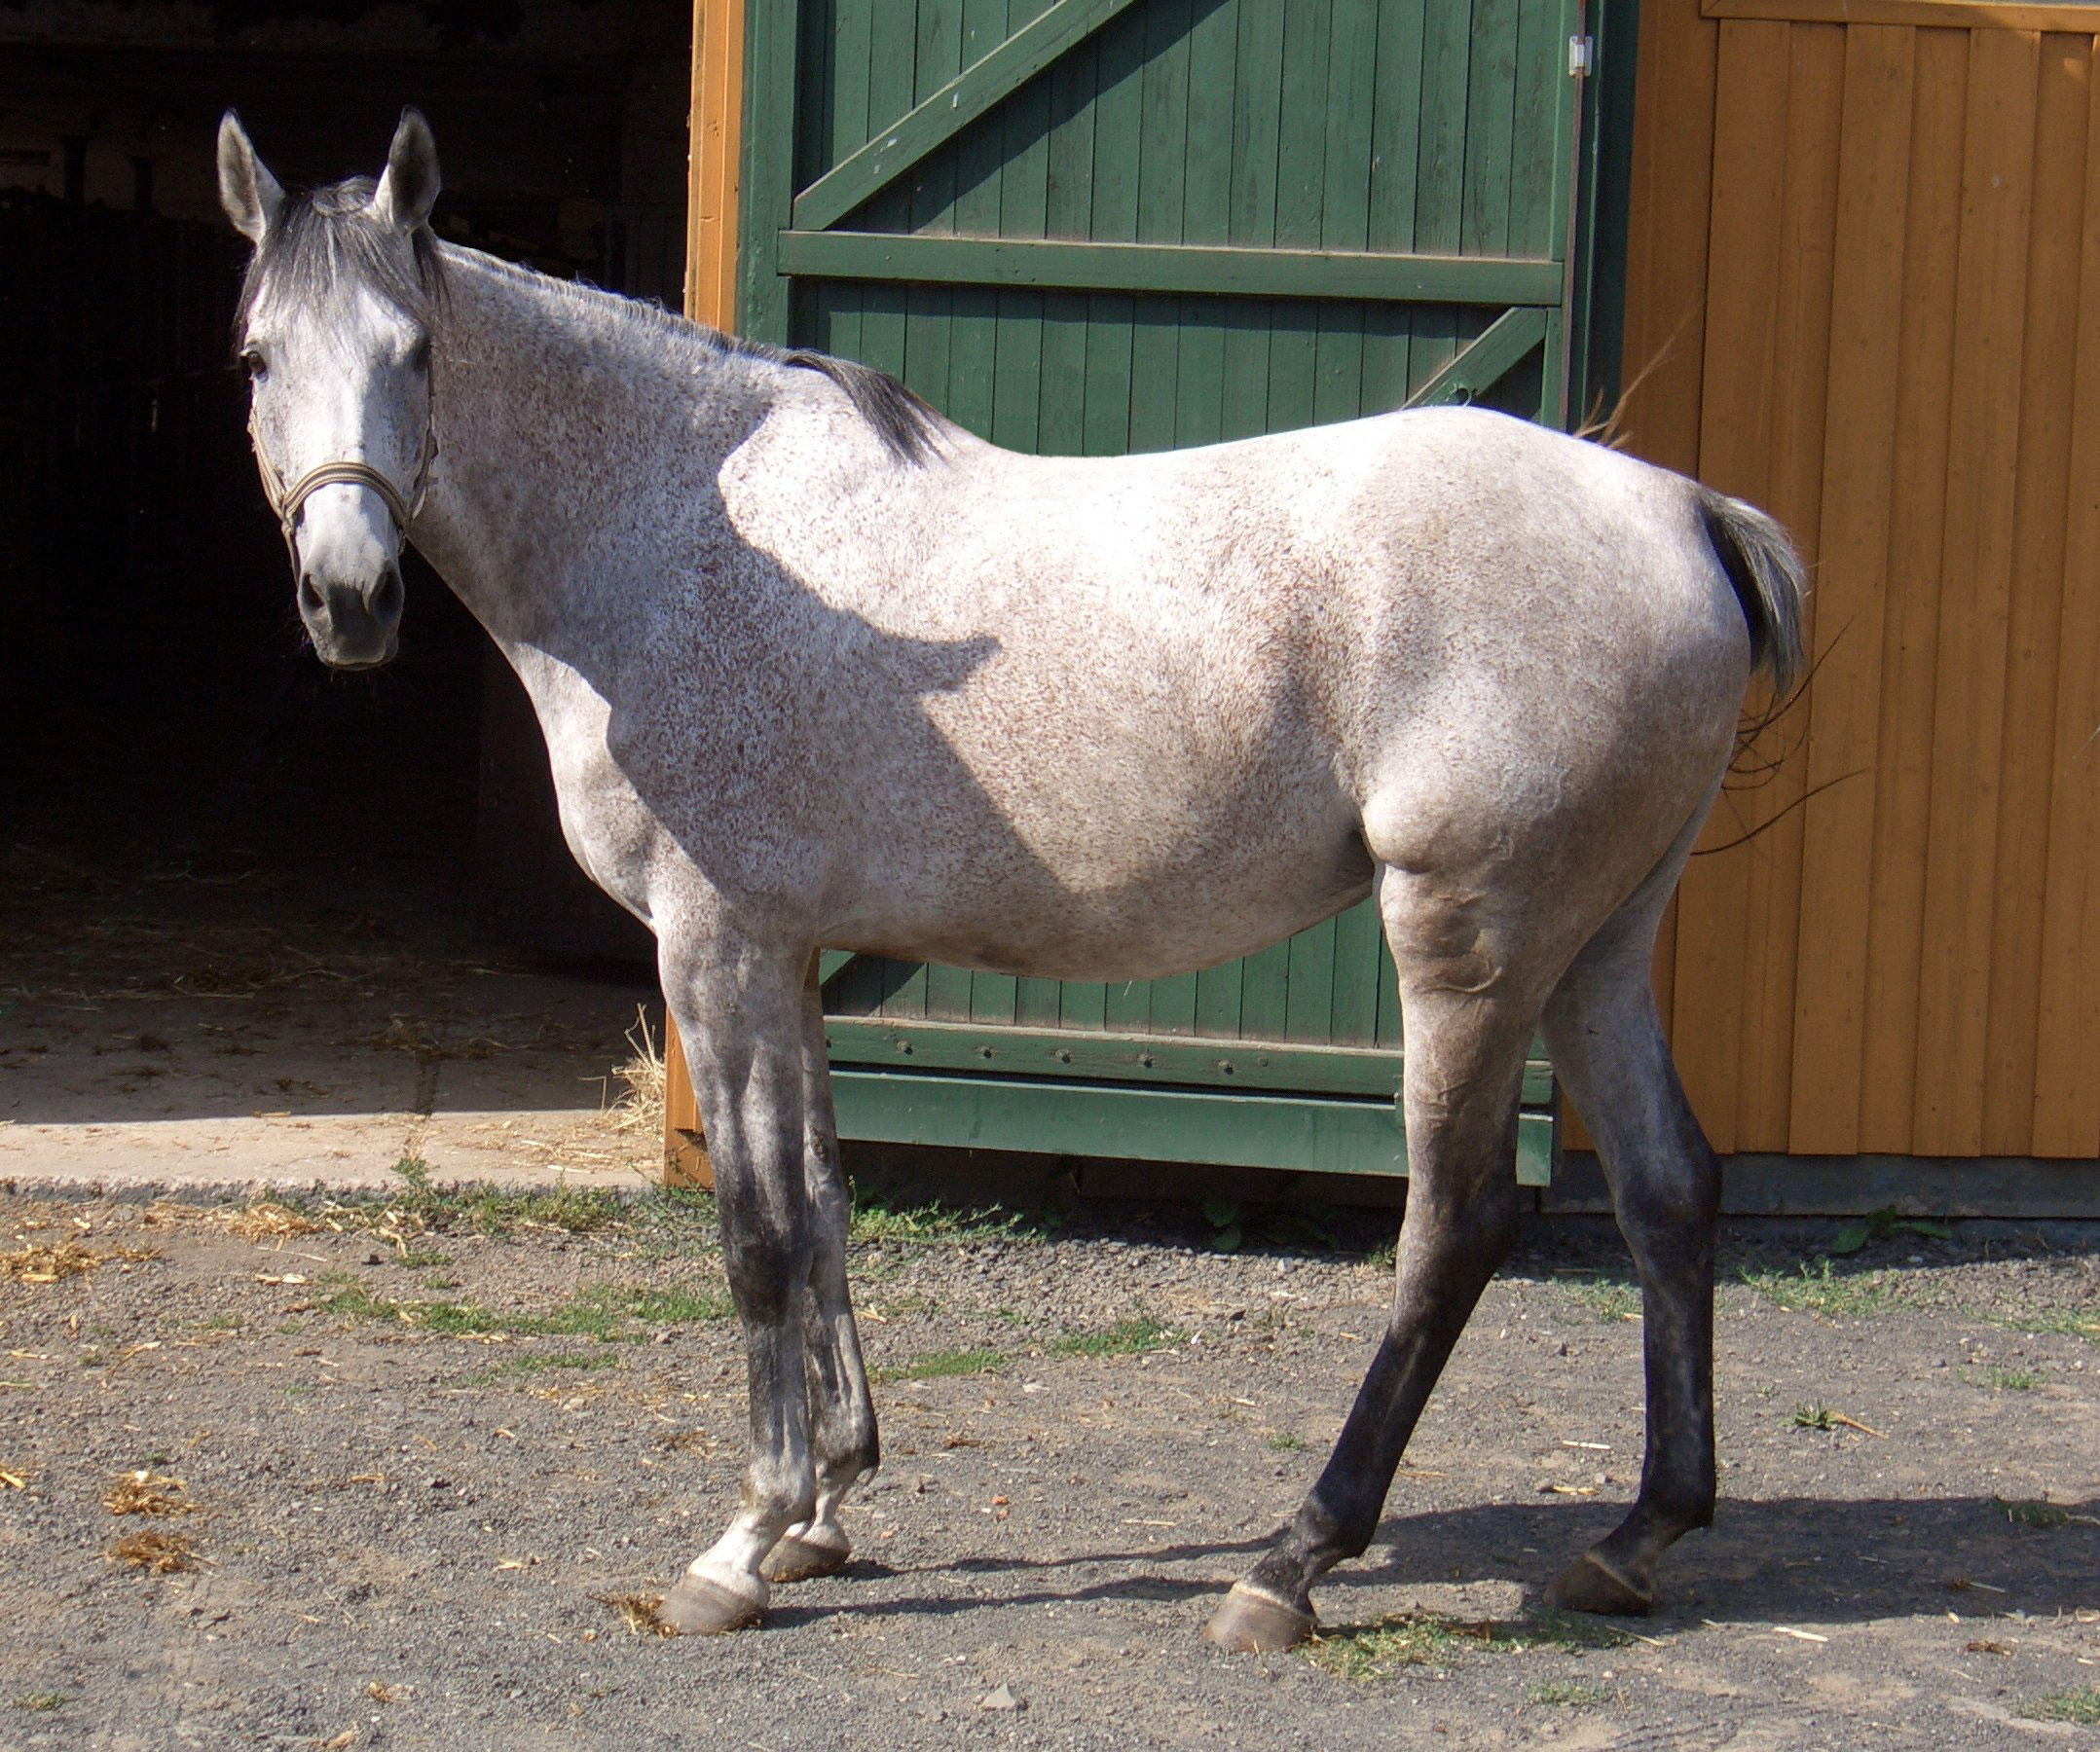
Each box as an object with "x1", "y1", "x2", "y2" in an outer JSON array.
[{"x1": 1624, "y1": 0, "x2": 2100, "y2": 1157}]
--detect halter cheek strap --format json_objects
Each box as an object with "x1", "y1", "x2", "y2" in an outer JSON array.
[{"x1": 248, "y1": 410, "x2": 437, "y2": 566}]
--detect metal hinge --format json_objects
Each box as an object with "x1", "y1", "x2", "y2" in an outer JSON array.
[{"x1": 1568, "y1": 34, "x2": 1594, "y2": 77}]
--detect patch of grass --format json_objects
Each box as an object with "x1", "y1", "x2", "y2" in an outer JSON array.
[
  {"x1": 2020, "y1": 1687, "x2": 2100, "y2": 1725},
  {"x1": 320, "y1": 1277, "x2": 730, "y2": 1341},
  {"x1": 1995, "y1": 1496, "x2": 2099, "y2": 1530},
  {"x1": 393, "y1": 1251, "x2": 452, "y2": 1269},
  {"x1": 1308, "y1": 1607, "x2": 1629, "y2": 1682},
  {"x1": 1827, "y1": 1207, "x2": 1954, "y2": 1256},
  {"x1": 1565, "y1": 1279, "x2": 1641, "y2": 1324},
  {"x1": 1527, "y1": 1681, "x2": 1613, "y2": 1706},
  {"x1": 1989, "y1": 1307, "x2": 2100, "y2": 1344},
  {"x1": 11, "y1": 1692, "x2": 68, "y2": 1712},
  {"x1": 1051, "y1": 1316, "x2": 1177, "y2": 1358},
  {"x1": 870, "y1": 1346, "x2": 1007, "y2": 1384},
  {"x1": 847, "y1": 1187, "x2": 1050, "y2": 1249},
  {"x1": 308, "y1": 1157, "x2": 628, "y2": 1244},
  {"x1": 199, "y1": 1314, "x2": 239, "y2": 1332},
  {"x1": 1739, "y1": 1259, "x2": 1908, "y2": 1318},
  {"x1": 1962, "y1": 1366, "x2": 2044, "y2": 1391},
  {"x1": 466, "y1": 1352, "x2": 619, "y2": 1383},
  {"x1": 1308, "y1": 1614, "x2": 1493, "y2": 1679},
  {"x1": 1267, "y1": 1432, "x2": 1307, "y2": 1452},
  {"x1": 1790, "y1": 1404, "x2": 1834, "y2": 1431}
]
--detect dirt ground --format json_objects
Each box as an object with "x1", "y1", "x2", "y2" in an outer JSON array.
[{"x1": 1, "y1": 1182, "x2": 2096, "y2": 1752}]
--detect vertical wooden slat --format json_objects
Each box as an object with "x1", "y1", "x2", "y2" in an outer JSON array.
[
  {"x1": 1980, "y1": 34, "x2": 2087, "y2": 1152},
  {"x1": 1733, "y1": 19, "x2": 1842, "y2": 1150},
  {"x1": 1857, "y1": 24, "x2": 1968, "y2": 1152},
  {"x1": 1911, "y1": 27, "x2": 2040, "y2": 1156},
  {"x1": 684, "y1": 0, "x2": 746, "y2": 331},
  {"x1": 1787, "y1": 23, "x2": 1915, "y2": 1155},
  {"x1": 2033, "y1": 38, "x2": 2100, "y2": 1155},
  {"x1": 1669, "y1": 18, "x2": 1791, "y2": 1152}
]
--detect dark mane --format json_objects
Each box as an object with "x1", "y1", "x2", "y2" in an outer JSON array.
[
  {"x1": 763, "y1": 343, "x2": 942, "y2": 466},
  {"x1": 236, "y1": 175, "x2": 446, "y2": 338}
]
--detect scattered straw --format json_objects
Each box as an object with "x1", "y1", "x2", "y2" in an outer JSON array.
[
  {"x1": 2, "y1": 1242, "x2": 158, "y2": 1283},
  {"x1": 601, "y1": 1009, "x2": 666, "y2": 1139},
  {"x1": 106, "y1": 1530, "x2": 201, "y2": 1574},
  {"x1": 591, "y1": 1591, "x2": 675, "y2": 1637},
  {"x1": 222, "y1": 1203, "x2": 322, "y2": 1242},
  {"x1": 104, "y1": 1471, "x2": 195, "y2": 1517}
]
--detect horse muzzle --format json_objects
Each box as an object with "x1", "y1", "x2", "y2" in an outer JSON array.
[{"x1": 299, "y1": 562, "x2": 403, "y2": 669}]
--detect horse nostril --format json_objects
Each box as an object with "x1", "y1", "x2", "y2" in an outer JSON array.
[
  {"x1": 298, "y1": 573, "x2": 324, "y2": 618},
  {"x1": 371, "y1": 565, "x2": 404, "y2": 627}
]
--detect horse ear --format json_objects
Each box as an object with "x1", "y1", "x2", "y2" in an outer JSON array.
[
  {"x1": 371, "y1": 108, "x2": 441, "y2": 233},
  {"x1": 217, "y1": 112, "x2": 283, "y2": 244}
]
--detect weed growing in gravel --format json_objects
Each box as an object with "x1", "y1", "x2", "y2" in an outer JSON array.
[
  {"x1": 1962, "y1": 1366, "x2": 2044, "y2": 1391},
  {"x1": 1308, "y1": 1614, "x2": 1494, "y2": 1678},
  {"x1": 1995, "y1": 1497, "x2": 2099, "y2": 1530},
  {"x1": 10, "y1": 1693, "x2": 68, "y2": 1712},
  {"x1": 1308, "y1": 1608, "x2": 1630, "y2": 1681},
  {"x1": 2020, "y1": 1686, "x2": 2100, "y2": 1724},
  {"x1": 1563, "y1": 1278, "x2": 1641, "y2": 1323},
  {"x1": 319, "y1": 1277, "x2": 730, "y2": 1340},
  {"x1": 1051, "y1": 1317, "x2": 1177, "y2": 1358},
  {"x1": 1527, "y1": 1681, "x2": 1613, "y2": 1706},
  {"x1": 465, "y1": 1353, "x2": 619, "y2": 1384},
  {"x1": 870, "y1": 1346, "x2": 1007, "y2": 1384},
  {"x1": 1989, "y1": 1307, "x2": 2100, "y2": 1344},
  {"x1": 1738, "y1": 1259, "x2": 1908, "y2": 1317},
  {"x1": 1267, "y1": 1432, "x2": 1307, "y2": 1452},
  {"x1": 1790, "y1": 1405, "x2": 1834, "y2": 1431},
  {"x1": 848, "y1": 1189, "x2": 1051, "y2": 1249}
]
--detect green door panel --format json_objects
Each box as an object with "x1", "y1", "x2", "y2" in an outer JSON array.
[{"x1": 743, "y1": 0, "x2": 1603, "y2": 1178}]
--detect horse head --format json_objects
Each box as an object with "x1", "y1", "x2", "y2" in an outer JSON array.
[{"x1": 218, "y1": 110, "x2": 442, "y2": 670}]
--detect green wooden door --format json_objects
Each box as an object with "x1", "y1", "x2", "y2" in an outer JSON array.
[{"x1": 738, "y1": 0, "x2": 1599, "y2": 1185}]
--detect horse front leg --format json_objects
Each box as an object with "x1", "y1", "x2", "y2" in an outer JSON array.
[
  {"x1": 657, "y1": 941, "x2": 817, "y2": 1636},
  {"x1": 1206, "y1": 873, "x2": 1537, "y2": 1652},
  {"x1": 762, "y1": 965, "x2": 878, "y2": 1584}
]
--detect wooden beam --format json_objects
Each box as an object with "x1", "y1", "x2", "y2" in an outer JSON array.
[
  {"x1": 774, "y1": 231, "x2": 1567, "y2": 304},
  {"x1": 1404, "y1": 307, "x2": 1551, "y2": 407},
  {"x1": 1706, "y1": 0, "x2": 2100, "y2": 31},
  {"x1": 684, "y1": 0, "x2": 746, "y2": 331},
  {"x1": 791, "y1": 0, "x2": 1149, "y2": 234}
]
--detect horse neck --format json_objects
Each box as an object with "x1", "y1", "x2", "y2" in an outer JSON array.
[{"x1": 410, "y1": 248, "x2": 763, "y2": 651}]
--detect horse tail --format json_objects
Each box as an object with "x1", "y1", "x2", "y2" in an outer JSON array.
[{"x1": 1695, "y1": 485, "x2": 1807, "y2": 698}]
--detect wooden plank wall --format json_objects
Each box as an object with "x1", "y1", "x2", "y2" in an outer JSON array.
[{"x1": 1626, "y1": 0, "x2": 2100, "y2": 1157}]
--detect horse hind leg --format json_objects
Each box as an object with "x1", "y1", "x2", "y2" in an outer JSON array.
[
  {"x1": 1206, "y1": 866, "x2": 1541, "y2": 1652},
  {"x1": 1537, "y1": 828, "x2": 1721, "y2": 1616},
  {"x1": 762, "y1": 974, "x2": 878, "y2": 1585}
]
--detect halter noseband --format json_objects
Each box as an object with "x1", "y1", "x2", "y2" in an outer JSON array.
[{"x1": 249, "y1": 410, "x2": 436, "y2": 565}]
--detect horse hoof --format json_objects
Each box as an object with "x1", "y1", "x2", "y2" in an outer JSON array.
[
  {"x1": 1545, "y1": 1551, "x2": 1653, "y2": 1617},
  {"x1": 658, "y1": 1571, "x2": 765, "y2": 1636},
  {"x1": 1202, "y1": 1583, "x2": 1315, "y2": 1653},
  {"x1": 760, "y1": 1526, "x2": 852, "y2": 1584}
]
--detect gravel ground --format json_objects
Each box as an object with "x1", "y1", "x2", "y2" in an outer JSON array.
[{"x1": 2, "y1": 1186, "x2": 2096, "y2": 1750}]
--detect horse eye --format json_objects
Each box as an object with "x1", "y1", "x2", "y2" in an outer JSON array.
[
  {"x1": 241, "y1": 349, "x2": 268, "y2": 383},
  {"x1": 407, "y1": 335, "x2": 431, "y2": 373}
]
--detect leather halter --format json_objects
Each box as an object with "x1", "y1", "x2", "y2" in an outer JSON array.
[{"x1": 249, "y1": 408, "x2": 436, "y2": 566}]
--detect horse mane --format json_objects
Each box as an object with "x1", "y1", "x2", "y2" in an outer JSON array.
[
  {"x1": 237, "y1": 176, "x2": 446, "y2": 336},
  {"x1": 238, "y1": 180, "x2": 941, "y2": 466}
]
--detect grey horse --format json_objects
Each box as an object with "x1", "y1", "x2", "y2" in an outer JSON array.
[{"x1": 218, "y1": 111, "x2": 1805, "y2": 1652}]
